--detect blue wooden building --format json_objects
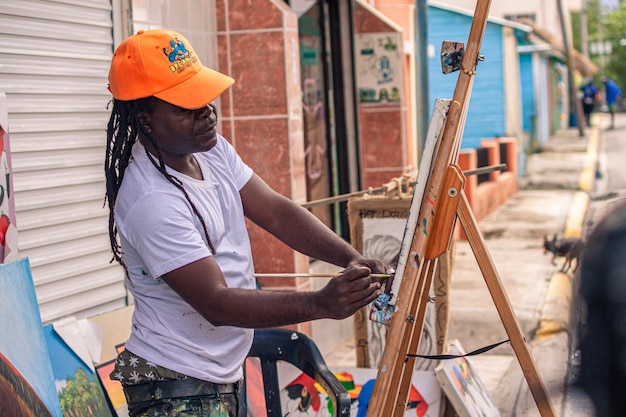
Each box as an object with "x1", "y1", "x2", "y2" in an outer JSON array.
[{"x1": 427, "y1": 2, "x2": 531, "y2": 155}]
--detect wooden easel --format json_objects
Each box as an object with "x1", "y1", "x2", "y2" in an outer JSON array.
[{"x1": 365, "y1": 0, "x2": 557, "y2": 416}]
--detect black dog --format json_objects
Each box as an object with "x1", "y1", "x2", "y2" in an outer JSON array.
[{"x1": 543, "y1": 234, "x2": 585, "y2": 273}]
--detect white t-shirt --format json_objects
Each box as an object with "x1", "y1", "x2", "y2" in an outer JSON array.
[{"x1": 115, "y1": 135, "x2": 255, "y2": 383}]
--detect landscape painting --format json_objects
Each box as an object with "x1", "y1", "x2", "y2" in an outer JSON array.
[
  {"x1": 0, "y1": 258, "x2": 62, "y2": 416},
  {"x1": 44, "y1": 324, "x2": 114, "y2": 417}
]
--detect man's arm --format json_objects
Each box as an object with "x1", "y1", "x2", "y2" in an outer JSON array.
[
  {"x1": 161, "y1": 257, "x2": 381, "y2": 328},
  {"x1": 240, "y1": 173, "x2": 387, "y2": 272}
]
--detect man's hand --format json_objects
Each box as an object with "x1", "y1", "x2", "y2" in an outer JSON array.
[
  {"x1": 316, "y1": 266, "x2": 381, "y2": 320},
  {"x1": 347, "y1": 257, "x2": 396, "y2": 294}
]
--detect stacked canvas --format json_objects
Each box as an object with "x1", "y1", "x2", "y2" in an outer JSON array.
[{"x1": 0, "y1": 258, "x2": 124, "y2": 417}]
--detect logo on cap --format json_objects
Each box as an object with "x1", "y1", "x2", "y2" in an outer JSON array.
[{"x1": 163, "y1": 37, "x2": 198, "y2": 74}]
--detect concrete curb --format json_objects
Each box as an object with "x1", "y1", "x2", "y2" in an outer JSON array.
[
  {"x1": 578, "y1": 123, "x2": 600, "y2": 193},
  {"x1": 536, "y1": 272, "x2": 575, "y2": 338},
  {"x1": 563, "y1": 192, "x2": 590, "y2": 240},
  {"x1": 516, "y1": 122, "x2": 600, "y2": 416}
]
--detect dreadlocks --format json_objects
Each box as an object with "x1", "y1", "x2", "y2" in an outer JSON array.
[{"x1": 104, "y1": 98, "x2": 216, "y2": 269}]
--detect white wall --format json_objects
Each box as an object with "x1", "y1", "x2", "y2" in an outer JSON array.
[{"x1": 430, "y1": 0, "x2": 572, "y2": 48}]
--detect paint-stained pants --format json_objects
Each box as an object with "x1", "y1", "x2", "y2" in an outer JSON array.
[{"x1": 130, "y1": 393, "x2": 239, "y2": 417}]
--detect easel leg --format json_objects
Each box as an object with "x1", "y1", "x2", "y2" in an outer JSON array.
[
  {"x1": 377, "y1": 258, "x2": 435, "y2": 417},
  {"x1": 389, "y1": 258, "x2": 438, "y2": 417},
  {"x1": 457, "y1": 190, "x2": 556, "y2": 417}
]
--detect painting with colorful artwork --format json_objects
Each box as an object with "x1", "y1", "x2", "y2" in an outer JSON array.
[
  {"x1": 332, "y1": 367, "x2": 441, "y2": 417},
  {"x1": 250, "y1": 363, "x2": 441, "y2": 417},
  {"x1": 435, "y1": 340, "x2": 500, "y2": 417},
  {"x1": 0, "y1": 258, "x2": 62, "y2": 416}
]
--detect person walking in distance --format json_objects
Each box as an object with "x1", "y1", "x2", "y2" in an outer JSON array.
[
  {"x1": 580, "y1": 78, "x2": 599, "y2": 128},
  {"x1": 602, "y1": 76, "x2": 622, "y2": 129},
  {"x1": 104, "y1": 29, "x2": 390, "y2": 417}
]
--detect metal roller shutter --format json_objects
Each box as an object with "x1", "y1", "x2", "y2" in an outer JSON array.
[{"x1": 0, "y1": 0, "x2": 127, "y2": 323}]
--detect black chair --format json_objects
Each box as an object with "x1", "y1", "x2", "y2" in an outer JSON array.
[{"x1": 243, "y1": 328, "x2": 352, "y2": 416}]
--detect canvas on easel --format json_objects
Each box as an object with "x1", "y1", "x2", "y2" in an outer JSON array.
[
  {"x1": 347, "y1": 194, "x2": 439, "y2": 372},
  {"x1": 348, "y1": 98, "x2": 452, "y2": 373},
  {"x1": 435, "y1": 340, "x2": 500, "y2": 417}
]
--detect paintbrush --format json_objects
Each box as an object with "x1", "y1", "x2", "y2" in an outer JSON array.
[{"x1": 254, "y1": 273, "x2": 391, "y2": 279}]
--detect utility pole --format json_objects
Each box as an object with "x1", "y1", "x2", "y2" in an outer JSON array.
[
  {"x1": 557, "y1": 0, "x2": 586, "y2": 136},
  {"x1": 581, "y1": 0, "x2": 589, "y2": 58}
]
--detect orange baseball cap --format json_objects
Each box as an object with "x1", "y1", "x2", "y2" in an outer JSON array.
[{"x1": 108, "y1": 29, "x2": 234, "y2": 109}]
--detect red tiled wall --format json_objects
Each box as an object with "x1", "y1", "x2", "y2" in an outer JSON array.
[{"x1": 216, "y1": 1, "x2": 309, "y2": 311}]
